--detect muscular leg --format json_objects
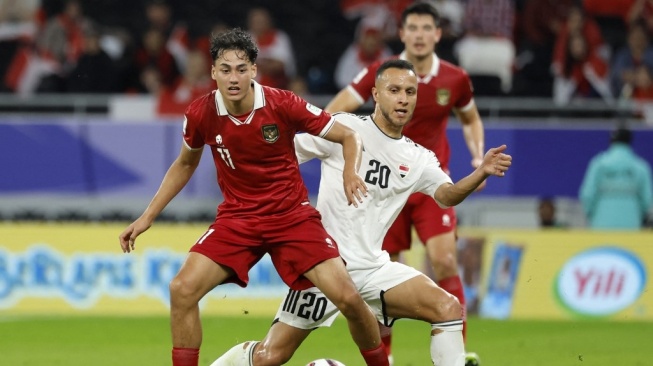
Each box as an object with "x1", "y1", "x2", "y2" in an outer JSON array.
[
  {"x1": 303, "y1": 258, "x2": 388, "y2": 366},
  {"x1": 169, "y1": 252, "x2": 233, "y2": 365},
  {"x1": 424, "y1": 231, "x2": 468, "y2": 340},
  {"x1": 211, "y1": 322, "x2": 311, "y2": 366},
  {"x1": 253, "y1": 322, "x2": 312, "y2": 365},
  {"x1": 383, "y1": 274, "x2": 465, "y2": 366}
]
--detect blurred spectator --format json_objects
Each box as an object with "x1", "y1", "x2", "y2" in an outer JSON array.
[
  {"x1": 552, "y1": 5, "x2": 607, "y2": 78},
  {"x1": 334, "y1": 22, "x2": 392, "y2": 89},
  {"x1": 583, "y1": 0, "x2": 632, "y2": 54},
  {"x1": 31, "y1": 0, "x2": 90, "y2": 92},
  {"x1": 553, "y1": 32, "x2": 612, "y2": 105},
  {"x1": 339, "y1": 0, "x2": 412, "y2": 43},
  {"x1": 139, "y1": 65, "x2": 163, "y2": 95},
  {"x1": 513, "y1": 0, "x2": 576, "y2": 97},
  {"x1": 66, "y1": 21, "x2": 117, "y2": 93},
  {"x1": 38, "y1": 0, "x2": 87, "y2": 71},
  {"x1": 131, "y1": 27, "x2": 180, "y2": 92},
  {"x1": 538, "y1": 197, "x2": 566, "y2": 228},
  {"x1": 156, "y1": 49, "x2": 212, "y2": 116},
  {"x1": 455, "y1": 0, "x2": 516, "y2": 93},
  {"x1": 429, "y1": 0, "x2": 465, "y2": 64},
  {"x1": 579, "y1": 126, "x2": 653, "y2": 229},
  {"x1": 143, "y1": 0, "x2": 189, "y2": 73},
  {"x1": 246, "y1": 7, "x2": 296, "y2": 89},
  {"x1": 610, "y1": 21, "x2": 653, "y2": 100},
  {"x1": 627, "y1": 0, "x2": 653, "y2": 36},
  {"x1": 0, "y1": 0, "x2": 40, "y2": 92}
]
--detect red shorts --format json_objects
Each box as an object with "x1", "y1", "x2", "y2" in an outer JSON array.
[
  {"x1": 190, "y1": 205, "x2": 340, "y2": 291},
  {"x1": 382, "y1": 193, "x2": 456, "y2": 255}
]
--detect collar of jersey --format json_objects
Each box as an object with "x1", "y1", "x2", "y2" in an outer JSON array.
[
  {"x1": 214, "y1": 81, "x2": 266, "y2": 125},
  {"x1": 399, "y1": 51, "x2": 440, "y2": 84}
]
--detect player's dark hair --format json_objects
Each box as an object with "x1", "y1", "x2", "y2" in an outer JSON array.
[
  {"x1": 209, "y1": 27, "x2": 258, "y2": 64},
  {"x1": 401, "y1": 1, "x2": 440, "y2": 27},
  {"x1": 376, "y1": 59, "x2": 416, "y2": 79}
]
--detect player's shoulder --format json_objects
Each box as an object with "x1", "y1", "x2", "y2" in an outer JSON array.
[
  {"x1": 404, "y1": 136, "x2": 437, "y2": 157},
  {"x1": 185, "y1": 90, "x2": 217, "y2": 119},
  {"x1": 439, "y1": 59, "x2": 470, "y2": 78},
  {"x1": 332, "y1": 111, "x2": 366, "y2": 124}
]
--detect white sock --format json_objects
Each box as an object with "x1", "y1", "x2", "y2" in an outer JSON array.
[
  {"x1": 210, "y1": 341, "x2": 259, "y2": 366},
  {"x1": 430, "y1": 320, "x2": 465, "y2": 366}
]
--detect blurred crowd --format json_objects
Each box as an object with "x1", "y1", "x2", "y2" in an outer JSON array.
[{"x1": 1, "y1": 0, "x2": 652, "y2": 115}]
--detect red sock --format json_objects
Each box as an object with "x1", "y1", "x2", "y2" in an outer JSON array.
[
  {"x1": 360, "y1": 344, "x2": 390, "y2": 366},
  {"x1": 438, "y1": 275, "x2": 467, "y2": 341},
  {"x1": 379, "y1": 323, "x2": 392, "y2": 356},
  {"x1": 172, "y1": 347, "x2": 199, "y2": 366}
]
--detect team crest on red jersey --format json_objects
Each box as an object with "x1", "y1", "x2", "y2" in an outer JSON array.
[
  {"x1": 262, "y1": 124, "x2": 279, "y2": 143},
  {"x1": 436, "y1": 89, "x2": 450, "y2": 106},
  {"x1": 399, "y1": 164, "x2": 410, "y2": 178}
]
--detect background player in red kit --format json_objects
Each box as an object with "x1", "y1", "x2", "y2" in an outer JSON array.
[
  {"x1": 118, "y1": 28, "x2": 388, "y2": 366},
  {"x1": 326, "y1": 2, "x2": 485, "y2": 365}
]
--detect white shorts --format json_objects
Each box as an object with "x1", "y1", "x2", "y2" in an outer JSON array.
[{"x1": 275, "y1": 261, "x2": 422, "y2": 329}]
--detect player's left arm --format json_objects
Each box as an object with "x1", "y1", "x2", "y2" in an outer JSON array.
[
  {"x1": 322, "y1": 121, "x2": 368, "y2": 207},
  {"x1": 435, "y1": 145, "x2": 511, "y2": 207},
  {"x1": 454, "y1": 103, "x2": 486, "y2": 191}
]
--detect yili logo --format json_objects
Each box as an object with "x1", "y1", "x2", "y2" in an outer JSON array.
[{"x1": 555, "y1": 247, "x2": 646, "y2": 317}]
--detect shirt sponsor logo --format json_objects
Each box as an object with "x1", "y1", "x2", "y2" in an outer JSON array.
[
  {"x1": 555, "y1": 247, "x2": 646, "y2": 316},
  {"x1": 306, "y1": 103, "x2": 322, "y2": 116},
  {"x1": 261, "y1": 124, "x2": 279, "y2": 143},
  {"x1": 399, "y1": 164, "x2": 410, "y2": 178},
  {"x1": 436, "y1": 89, "x2": 451, "y2": 106},
  {"x1": 215, "y1": 134, "x2": 223, "y2": 145}
]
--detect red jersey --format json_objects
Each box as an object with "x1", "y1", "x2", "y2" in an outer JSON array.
[
  {"x1": 183, "y1": 81, "x2": 335, "y2": 218},
  {"x1": 348, "y1": 53, "x2": 474, "y2": 171}
]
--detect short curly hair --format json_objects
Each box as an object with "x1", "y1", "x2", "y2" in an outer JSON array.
[{"x1": 209, "y1": 27, "x2": 258, "y2": 64}]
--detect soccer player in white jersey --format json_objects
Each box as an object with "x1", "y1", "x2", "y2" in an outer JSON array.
[{"x1": 212, "y1": 59, "x2": 511, "y2": 366}]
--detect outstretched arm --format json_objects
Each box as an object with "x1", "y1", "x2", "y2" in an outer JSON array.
[
  {"x1": 455, "y1": 104, "x2": 486, "y2": 189},
  {"x1": 322, "y1": 121, "x2": 368, "y2": 207},
  {"x1": 325, "y1": 88, "x2": 364, "y2": 114},
  {"x1": 119, "y1": 145, "x2": 203, "y2": 253},
  {"x1": 435, "y1": 145, "x2": 511, "y2": 207}
]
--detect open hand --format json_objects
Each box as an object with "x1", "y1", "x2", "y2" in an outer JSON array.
[{"x1": 481, "y1": 145, "x2": 512, "y2": 177}]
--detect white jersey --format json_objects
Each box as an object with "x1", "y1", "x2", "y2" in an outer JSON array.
[{"x1": 295, "y1": 113, "x2": 453, "y2": 270}]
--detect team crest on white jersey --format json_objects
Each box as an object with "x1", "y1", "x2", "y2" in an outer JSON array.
[
  {"x1": 436, "y1": 89, "x2": 450, "y2": 106},
  {"x1": 399, "y1": 164, "x2": 410, "y2": 178},
  {"x1": 262, "y1": 124, "x2": 279, "y2": 143},
  {"x1": 215, "y1": 134, "x2": 223, "y2": 145}
]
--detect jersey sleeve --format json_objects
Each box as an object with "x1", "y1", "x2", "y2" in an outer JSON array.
[
  {"x1": 182, "y1": 106, "x2": 204, "y2": 150},
  {"x1": 416, "y1": 150, "x2": 454, "y2": 207},
  {"x1": 294, "y1": 133, "x2": 334, "y2": 164},
  {"x1": 454, "y1": 68, "x2": 475, "y2": 111},
  {"x1": 348, "y1": 61, "x2": 379, "y2": 104},
  {"x1": 283, "y1": 92, "x2": 336, "y2": 137}
]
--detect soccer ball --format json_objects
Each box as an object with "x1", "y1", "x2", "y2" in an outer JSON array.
[{"x1": 305, "y1": 359, "x2": 346, "y2": 366}]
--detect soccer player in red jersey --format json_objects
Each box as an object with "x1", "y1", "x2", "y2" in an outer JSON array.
[
  {"x1": 326, "y1": 3, "x2": 485, "y2": 365},
  {"x1": 118, "y1": 28, "x2": 388, "y2": 366}
]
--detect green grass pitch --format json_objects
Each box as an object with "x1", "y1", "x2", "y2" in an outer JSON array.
[{"x1": 1, "y1": 315, "x2": 649, "y2": 365}]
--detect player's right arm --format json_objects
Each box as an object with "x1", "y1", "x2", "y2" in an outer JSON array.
[
  {"x1": 119, "y1": 145, "x2": 203, "y2": 253},
  {"x1": 434, "y1": 145, "x2": 511, "y2": 208},
  {"x1": 325, "y1": 88, "x2": 364, "y2": 114},
  {"x1": 325, "y1": 63, "x2": 377, "y2": 113}
]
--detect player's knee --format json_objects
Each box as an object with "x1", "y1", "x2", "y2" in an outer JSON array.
[
  {"x1": 331, "y1": 288, "x2": 364, "y2": 318},
  {"x1": 169, "y1": 275, "x2": 199, "y2": 304},
  {"x1": 439, "y1": 293, "x2": 462, "y2": 320},
  {"x1": 431, "y1": 254, "x2": 457, "y2": 275},
  {"x1": 253, "y1": 344, "x2": 293, "y2": 366}
]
